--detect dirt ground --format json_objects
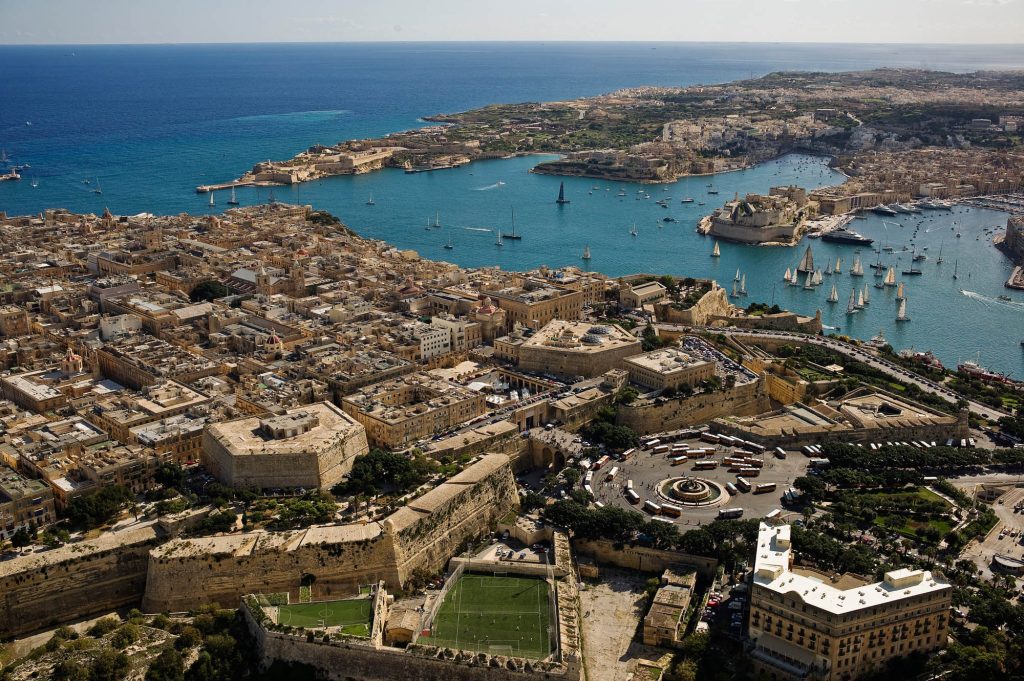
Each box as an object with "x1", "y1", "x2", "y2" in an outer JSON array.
[{"x1": 578, "y1": 568, "x2": 671, "y2": 681}]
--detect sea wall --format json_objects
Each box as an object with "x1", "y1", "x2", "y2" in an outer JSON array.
[
  {"x1": 615, "y1": 379, "x2": 769, "y2": 434},
  {"x1": 142, "y1": 454, "x2": 519, "y2": 613},
  {"x1": 0, "y1": 526, "x2": 160, "y2": 638}
]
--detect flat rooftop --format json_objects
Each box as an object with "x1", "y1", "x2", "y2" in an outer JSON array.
[
  {"x1": 206, "y1": 402, "x2": 364, "y2": 456},
  {"x1": 623, "y1": 347, "x2": 712, "y2": 374},
  {"x1": 521, "y1": 320, "x2": 639, "y2": 354}
]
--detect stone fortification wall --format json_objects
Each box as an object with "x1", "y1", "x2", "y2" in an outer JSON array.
[
  {"x1": 142, "y1": 524, "x2": 398, "y2": 613},
  {"x1": 571, "y1": 539, "x2": 717, "y2": 580},
  {"x1": 242, "y1": 602, "x2": 579, "y2": 681},
  {"x1": 143, "y1": 454, "x2": 518, "y2": 613},
  {"x1": 0, "y1": 526, "x2": 160, "y2": 638},
  {"x1": 615, "y1": 379, "x2": 769, "y2": 435},
  {"x1": 388, "y1": 454, "x2": 520, "y2": 584},
  {"x1": 654, "y1": 287, "x2": 732, "y2": 326}
]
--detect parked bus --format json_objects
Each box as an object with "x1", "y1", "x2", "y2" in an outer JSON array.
[
  {"x1": 661, "y1": 503, "x2": 683, "y2": 518},
  {"x1": 765, "y1": 509, "x2": 781, "y2": 520},
  {"x1": 653, "y1": 445, "x2": 670, "y2": 455},
  {"x1": 594, "y1": 501, "x2": 605, "y2": 509},
  {"x1": 621, "y1": 448, "x2": 636, "y2": 461},
  {"x1": 671, "y1": 455, "x2": 688, "y2": 466},
  {"x1": 592, "y1": 455, "x2": 610, "y2": 470},
  {"x1": 606, "y1": 466, "x2": 620, "y2": 482},
  {"x1": 808, "y1": 458, "x2": 830, "y2": 469},
  {"x1": 700, "y1": 433, "x2": 720, "y2": 444},
  {"x1": 625, "y1": 489, "x2": 640, "y2": 504},
  {"x1": 651, "y1": 516, "x2": 675, "y2": 525},
  {"x1": 626, "y1": 479, "x2": 634, "y2": 491},
  {"x1": 725, "y1": 482, "x2": 739, "y2": 496},
  {"x1": 643, "y1": 438, "x2": 661, "y2": 449},
  {"x1": 693, "y1": 461, "x2": 718, "y2": 471},
  {"x1": 742, "y1": 459, "x2": 764, "y2": 468},
  {"x1": 718, "y1": 507, "x2": 744, "y2": 519},
  {"x1": 738, "y1": 467, "x2": 761, "y2": 478},
  {"x1": 735, "y1": 477, "x2": 752, "y2": 493},
  {"x1": 583, "y1": 484, "x2": 594, "y2": 498},
  {"x1": 643, "y1": 500, "x2": 662, "y2": 515},
  {"x1": 754, "y1": 482, "x2": 777, "y2": 494}
]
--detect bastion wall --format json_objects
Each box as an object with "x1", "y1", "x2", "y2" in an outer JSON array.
[{"x1": 615, "y1": 378, "x2": 769, "y2": 434}]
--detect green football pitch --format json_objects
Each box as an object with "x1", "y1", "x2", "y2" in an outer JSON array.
[
  {"x1": 428, "y1": 574, "x2": 552, "y2": 660},
  {"x1": 276, "y1": 598, "x2": 373, "y2": 636}
]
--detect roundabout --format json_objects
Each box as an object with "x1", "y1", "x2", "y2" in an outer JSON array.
[{"x1": 656, "y1": 476, "x2": 727, "y2": 507}]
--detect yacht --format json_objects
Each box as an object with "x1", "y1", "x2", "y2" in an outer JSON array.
[
  {"x1": 366, "y1": 194, "x2": 375, "y2": 206},
  {"x1": 712, "y1": 242, "x2": 721, "y2": 258},
  {"x1": 208, "y1": 191, "x2": 215, "y2": 207},
  {"x1": 681, "y1": 197, "x2": 695, "y2": 203},
  {"x1": 827, "y1": 283, "x2": 839, "y2": 303},
  {"x1": 227, "y1": 187, "x2": 240, "y2": 205},
  {"x1": 821, "y1": 228, "x2": 874, "y2": 246},
  {"x1": 630, "y1": 223, "x2": 638, "y2": 237},
  {"x1": 896, "y1": 282, "x2": 905, "y2": 301},
  {"x1": 443, "y1": 233, "x2": 454, "y2": 250},
  {"x1": 850, "y1": 256, "x2": 864, "y2": 276},
  {"x1": 846, "y1": 290, "x2": 859, "y2": 315},
  {"x1": 556, "y1": 182, "x2": 570, "y2": 205},
  {"x1": 582, "y1": 245, "x2": 591, "y2": 261},
  {"x1": 872, "y1": 204, "x2": 898, "y2": 216},
  {"x1": 896, "y1": 298, "x2": 910, "y2": 322},
  {"x1": 93, "y1": 178, "x2": 102, "y2": 195},
  {"x1": 502, "y1": 207, "x2": 522, "y2": 240}
]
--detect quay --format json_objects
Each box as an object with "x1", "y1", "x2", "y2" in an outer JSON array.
[
  {"x1": 195, "y1": 181, "x2": 257, "y2": 194},
  {"x1": 1007, "y1": 266, "x2": 1024, "y2": 292}
]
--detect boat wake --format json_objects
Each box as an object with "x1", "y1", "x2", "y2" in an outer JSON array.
[
  {"x1": 473, "y1": 181, "x2": 505, "y2": 191},
  {"x1": 462, "y1": 227, "x2": 493, "y2": 232},
  {"x1": 960, "y1": 289, "x2": 1024, "y2": 310}
]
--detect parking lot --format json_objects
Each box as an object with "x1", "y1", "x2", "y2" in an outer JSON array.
[
  {"x1": 589, "y1": 438, "x2": 810, "y2": 525},
  {"x1": 959, "y1": 486, "x2": 1024, "y2": 582}
]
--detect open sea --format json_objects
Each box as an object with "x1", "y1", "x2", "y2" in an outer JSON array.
[{"x1": 1, "y1": 42, "x2": 1023, "y2": 375}]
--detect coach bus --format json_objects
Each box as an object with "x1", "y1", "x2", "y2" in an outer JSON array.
[
  {"x1": 693, "y1": 461, "x2": 718, "y2": 471},
  {"x1": 735, "y1": 477, "x2": 752, "y2": 493},
  {"x1": 670, "y1": 455, "x2": 688, "y2": 466},
  {"x1": 661, "y1": 503, "x2": 683, "y2": 518},
  {"x1": 718, "y1": 507, "x2": 744, "y2": 519},
  {"x1": 643, "y1": 500, "x2": 662, "y2": 515},
  {"x1": 625, "y1": 488, "x2": 640, "y2": 504},
  {"x1": 754, "y1": 482, "x2": 777, "y2": 494}
]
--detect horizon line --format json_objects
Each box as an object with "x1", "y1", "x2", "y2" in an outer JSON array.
[{"x1": 3, "y1": 39, "x2": 1024, "y2": 48}]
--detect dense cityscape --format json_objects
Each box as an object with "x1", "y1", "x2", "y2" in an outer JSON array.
[{"x1": 2, "y1": 11, "x2": 1024, "y2": 681}]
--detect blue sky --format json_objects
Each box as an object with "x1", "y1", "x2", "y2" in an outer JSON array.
[{"x1": 1, "y1": 0, "x2": 1022, "y2": 44}]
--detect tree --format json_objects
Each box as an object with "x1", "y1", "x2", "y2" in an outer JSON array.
[
  {"x1": 333, "y1": 449, "x2": 437, "y2": 497},
  {"x1": 66, "y1": 486, "x2": 133, "y2": 530},
  {"x1": 146, "y1": 648, "x2": 185, "y2": 681},
  {"x1": 52, "y1": 659, "x2": 90, "y2": 681},
  {"x1": 189, "y1": 281, "x2": 229, "y2": 302},
  {"x1": 89, "y1": 649, "x2": 130, "y2": 681},
  {"x1": 10, "y1": 526, "x2": 33, "y2": 548}
]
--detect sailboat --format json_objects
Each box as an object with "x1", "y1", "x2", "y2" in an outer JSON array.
[
  {"x1": 953, "y1": 260, "x2": 959, "y2": 280},
  {"x1": 789, "y1": 268, "x2": 800, "y2": 286},
  {"x1": 556, "y1": 182, "x2": 570, "y2": 205},
  {"x1": 796, "y1": 245, "x2": 814, "y2": 273},
  {"x1": 825, "y1": 259, "x2": 833, "y2": 275},
  {"x1": 630, "y1": 223, "x2": 638, "y2": 237},
  {"x1": 711, "y1": 242, "x2": 721, "y2": 258},
  {"x1": 856, "y1": 289, "x2": 865, "y2": 309},
  {"x1": 503, "y1": 207, "x2": 522, "y2": 239},
  {"x1": 365, "y1": 194, "x2": 375, "y2": 206},
  {"x1": 896, "y1": 298, "x2": 910, "y2": 322},
  {"x1": 739, "y1": 274, "x2": 747, "y2": 296},
  {"x1": 227, "y1": 186, "x2": 240, "y2": 205},
  {"x1": 936, "y1": 244, "x2": 944, "y2": 265},
  {"x1": 783, "y1": 267, "x2": 792, "y2": 281},
  {"x1": 433, "y1": 211, "x2": 442, "y2": 229},
  {"x1": 93, "y1": 178, "x2": 102, "y2": 195},
  {"x1": 850, "y1": 256, "x2": 864, "y2": 276},
  {"x1": 425, "y1": 217, "x2": 432, "y2": 231},
  {"x1": 731, "y1": 280, "x2": 738, "y2": 298},
  {"x1": 208, "y1": 191, "x2": 215, "y2": 208},
  {"x1": 896, "y1": 282, "x2": 905, "y2": 301},
  {"x1": 803, "y1": 271, "x2": 814, "y2": 290},
  {"x1": 846, "y1": 290, "x2": 859, "y2": 314},
  {"x1": 582, "y1": 245, "x2": 591, "y2": 261},
  {"x1": 883, "y1": 267, "x2": 897, "y2": 287},
  {"x1": 495, "y1": 230, "x2": 503, "y2": 247},
  {"x1": 834, "y1": 257, "x2": 842, "y2": 274},
  {"x1": 827, "y1": 283, "x2": 839, "y2": 303},
  {"x1": 812, "y1": 269, "x2": 823, "y2": 286},
  {"x1": 734, "y1": 269, "x2": 741, "y2": 282},
  {"x1": 443, "y1": 233, "x2": 454, "y2": 250},
  {"x1": 862, "y1": 285, "x2": 870, "y2": 305}
]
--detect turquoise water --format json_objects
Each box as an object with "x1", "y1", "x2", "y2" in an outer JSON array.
[
  {"x1": 252, "y1": 153, "x2": 1022, "y2": 377},
  {"x1": 1, "y1": 43, "x2": 1022, "y2": 375}
]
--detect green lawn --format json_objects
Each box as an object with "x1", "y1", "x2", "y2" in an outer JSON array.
[
  {"x1": 427, "y1": 574, "x2": 552, "y2": 660},
  {"x1": 276, "y1": 598, "x2": 373, "y2": 636}
]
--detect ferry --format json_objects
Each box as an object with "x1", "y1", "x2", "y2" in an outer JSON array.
[
  {"x1": 957, "y1": 359, "x2": 1013, "y2": 384},
  {"x1": 820, "y1": 228, "x2": 873, "y2": 246}
]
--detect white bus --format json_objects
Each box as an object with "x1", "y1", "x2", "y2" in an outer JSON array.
[
  {"x1": 606, "y1": 466, "x2": 620, "y2": 482},
  {"x1": 643, "y1": 500, "x2": 662, "y2": 515},
  {"x1": 718, "y1": 508, "x2": 744, "y2": 519},
  {"x1": 625, "y1": 489, "x2": 640, "y2": 504},
  {"x1": 765, "y1": 509, "x2": 782, "y2": 520}
]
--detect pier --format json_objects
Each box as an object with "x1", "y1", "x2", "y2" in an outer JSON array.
[{"x1": 195, "y1": 181, "x2": 256, "y2": 194}]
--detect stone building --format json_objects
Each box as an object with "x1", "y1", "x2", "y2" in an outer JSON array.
[
  {"x1": 202, "y1": 402, "x2": 369, "y2": 490},
  {"x1": 341, "y1": 373, "x2": 486, "y2": 450},
  {"x1": 488, "y1": 282, "x2": 583, "y2": 332},
  {"x1": 622, "y1": 347, "x2": 715, "y2": 392},
  {"x1": 748, "y1": 523, "x2": 950, "y2": 681},
  {"x1": 0, "y1": 464, "x2": 55, "y2": 541},
  {"x1": 513, "y1": 320, "x2": 642, "y2": 379}
]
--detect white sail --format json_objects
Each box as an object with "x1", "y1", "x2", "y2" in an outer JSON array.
[
  {"x1": 813, "y1": 269, "x2": 823, "y2": 285},
  {"x1": 846, "y1": 290, "x2": 858, "y2": 314},
  {"x1": 862, "y1": 285, "x2": 870, "y2": 304},
  {"x1": 734, "y1": 268, "x2": 741, "y2": 282},
  {"x1": 828, "y1": 283, "x2": 838, "y2": 303},
  {"x1": 851, "y1": 257, "x2": 864, "y2": 276},
  {"x1": 208, "y1": 191, "x2": 215, "y2": 207},
  {"x1": 582, "y1": 245, "x2": 591, "y2": 260},
  {"x1": 712, "y1": 242, "x2": 721, "y2": 257},
  {"x1": 884, "y1": 266, "x2": 896, "y2": 286},
  {"x1": 797, "y1": 245, "x2": 814, "y2": 272},
  {"x1": 739, "y1": 274, "x2": 746, "y2": 295},
  {"x1": 803, "y1": 271, "x2": 814, "y2": 290},
  {"x1": 896, "y1": 282, "x2": 905, "y2": 300},
  {"x1": 834, "y1": 257, "x2": 842, "y2": 274},
  {"x1": 790, "y1": 268, "x2": 799, "y2": 285},
  {"x1": 784, "y1": 267, "x2": 791, "y2": 281},
  {"x1": 825, "y1": 259, "x2": 833, "y2": 275},
  {"x1": 731, "y1": 281, "x2": 738, "y2": 297},
  {"x1": 896, "y1": 298, "x2": 909, "y2": 322},
  {"x1": 857, "y1": 290, "x2": 865, "y2": 308}
]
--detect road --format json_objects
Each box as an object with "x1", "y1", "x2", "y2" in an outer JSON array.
[{"x1": 706, "y1": 327, "x2": 1007, "y2": 420}]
